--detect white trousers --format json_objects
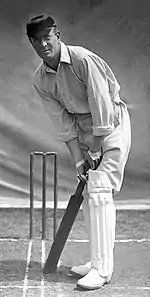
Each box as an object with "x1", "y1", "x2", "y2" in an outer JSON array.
[{"x1": 82, "y1": 101, "x2": 131, "y2": 277}]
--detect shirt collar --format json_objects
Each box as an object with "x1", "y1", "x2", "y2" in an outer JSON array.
[
  {"x1": 42, "y1": 41, "x2": 71, "y2": 73},
  {"x1": 60, "y1": 41, "x2": 71, "y2": 64}
]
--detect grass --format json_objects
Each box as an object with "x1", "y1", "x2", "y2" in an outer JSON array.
[{"x1": 0, "y1": 209, "x2": 150, "y2": 240}]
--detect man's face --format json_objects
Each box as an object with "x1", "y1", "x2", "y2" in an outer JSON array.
[{"x1": 30, "y1": 27, "x2": 60, "y2": 61}]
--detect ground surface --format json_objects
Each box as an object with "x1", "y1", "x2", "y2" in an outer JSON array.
[
  {"x1": 0, "y1": 1, "x2": 150, "y2": 295},
  {"x1": 0, "y1": 207, "x2": 150, "y2": 296}
]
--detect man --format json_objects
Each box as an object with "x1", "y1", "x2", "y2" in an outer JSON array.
[{"x1": 26, "y1": 14, "x2": 131, "y2": 290}]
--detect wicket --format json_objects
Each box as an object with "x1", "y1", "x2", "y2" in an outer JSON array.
[{"x1": 29, "y1": 151, "x2": 58, "y2": 240}]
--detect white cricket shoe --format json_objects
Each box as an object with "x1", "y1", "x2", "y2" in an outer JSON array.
[
  {"x1": 70, "y1": 261, "x2": 91, "y2": 276},
  {"x1": 77, "y1": 268, "x2": 111, "y2": 290}
]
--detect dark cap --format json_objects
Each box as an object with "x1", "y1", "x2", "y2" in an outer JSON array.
[{"x1": 26, "y1": 14, "x2": 56, "y2": 39}]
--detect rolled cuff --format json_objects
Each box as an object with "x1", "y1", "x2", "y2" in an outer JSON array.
[
  {"x1": 58, "y1": 131, "x2": 78, "y2": 142},
  {"x1": 93, "y1": 125, "x2": 114, "y2": 136}
]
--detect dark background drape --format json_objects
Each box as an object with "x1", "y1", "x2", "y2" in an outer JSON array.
[{"x1": 0, "y1": 0, "x2": 150, "y2": 201}]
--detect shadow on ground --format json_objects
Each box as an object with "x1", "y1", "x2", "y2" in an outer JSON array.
[{"x1": 0, "y1": 260, "x2": 77, "y2": 283}]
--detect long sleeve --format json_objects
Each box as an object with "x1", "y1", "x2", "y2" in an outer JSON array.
[
  {"x1": 34, "y1": 83, "x2": 78, "y2": 142},
  {"x1": 79, "y1": 55, "x2": 115, "y2": 136}
]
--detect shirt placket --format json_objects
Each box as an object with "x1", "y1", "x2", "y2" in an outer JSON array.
[
  {"x1": 57, "y1": 66, "x2": 70, "y2": 111},
  {"x1": 56, "y1": 64, "x2": 78, "y2": 113}
]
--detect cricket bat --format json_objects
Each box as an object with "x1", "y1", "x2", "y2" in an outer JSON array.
[{"x1": 43, "y1": 159, "x2": 101, "y2": 274}]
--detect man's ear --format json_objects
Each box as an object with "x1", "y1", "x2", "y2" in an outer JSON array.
[{"x1": 56, "y1": 30, "x2": 60, "y2": 39}]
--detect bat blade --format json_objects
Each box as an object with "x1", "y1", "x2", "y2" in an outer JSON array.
[{"x1": 43, "y1": 180, "x2": 85, "y2": 274}]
